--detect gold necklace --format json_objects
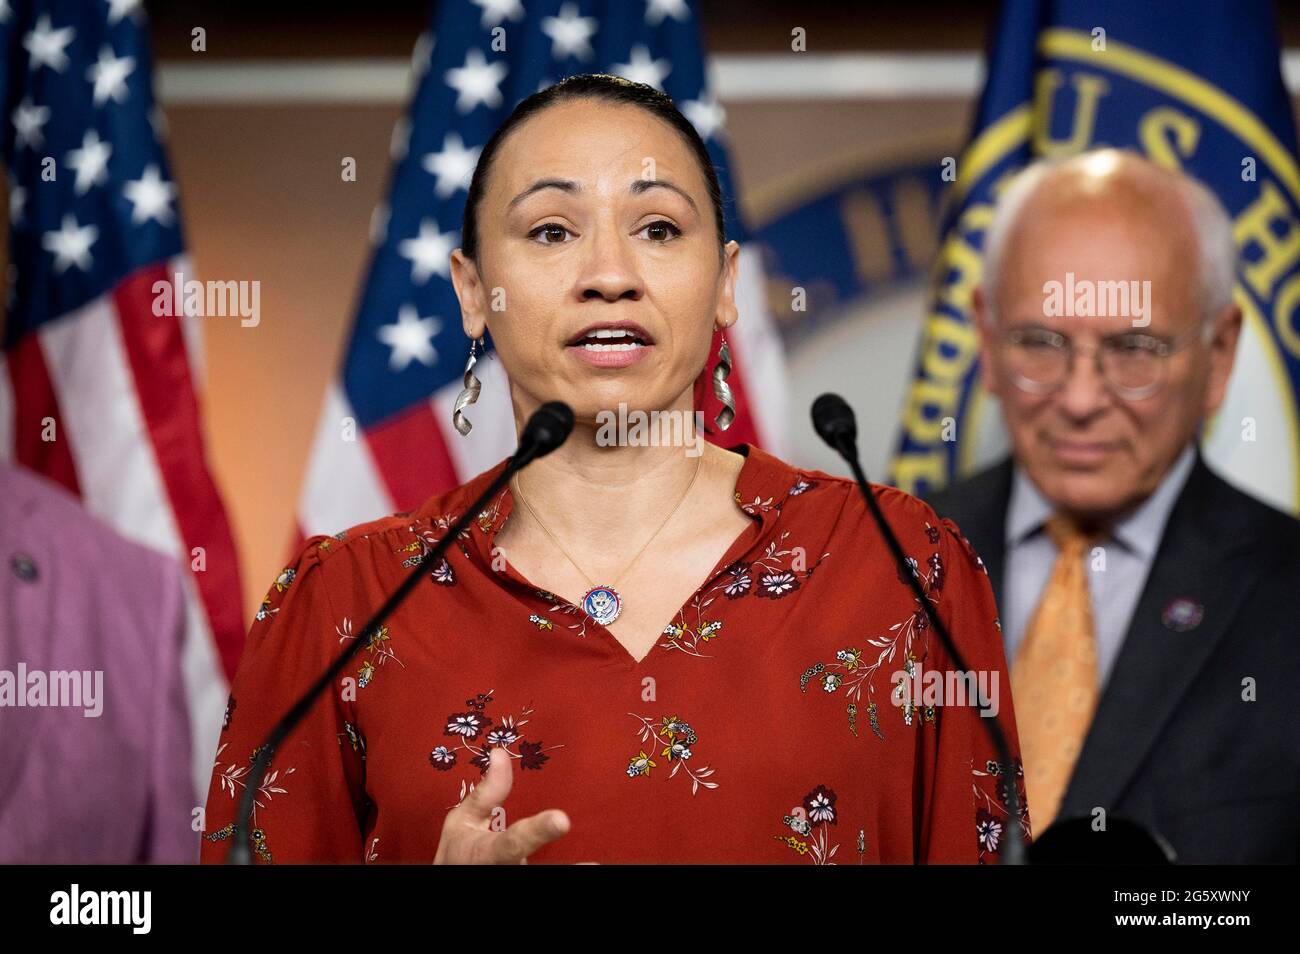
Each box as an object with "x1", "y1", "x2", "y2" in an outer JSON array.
[{"x1": 511, "y1": 455, "x2": 704, "y2": 626}]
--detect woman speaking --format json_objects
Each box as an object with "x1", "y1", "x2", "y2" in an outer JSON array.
[{"x1": 199, "y1": 74, "x2": 1028, "y2": 865}]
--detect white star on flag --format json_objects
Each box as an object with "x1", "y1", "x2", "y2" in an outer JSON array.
[
  {"x1": 9, "y1": 185, "x2": 25, "y2": 225},
  {"x1": 124, "y1": 164, "x2": 178, "y2": 225},
  {"x1": 612, "y1": 45, "x2": 671, "y2": 90},
  {"x1": 12, "y1": 98, "x2": 51, "y2": 151},
  {"x1": 422, "y1": 132, "x2": 482, "y2": 199},
  {"x1": 542, "y1": 3, "x2": 599, "y2": 61},
  {"x1": 445, "y1": 48, "x2": 508, "y2": 113},
  {"x1": 377, "y1": 304, "x2": 441, "y2": 371},
  {"x1": 398, "y1": 219, "x2": 458, "y2": 284},
  {"x1": 23, "y1": 15, "x2": 75, "y2": 74},
  {"x1": 0, "y1": 0, "x2": 11, "y2": 24},
  {"x1": 645, "y1": 0, "x2": 691, "y2": 25},
  {"x1": 66, "y1": 129, "x2": 114, "y2": 196},
  {"x1": 471, "y1": 0, "x2": 525, "y2": 29},
  {"x1": 106, "y1": 0, "x2": 145, "y2": 25},
  {"x1": 682, "y1": 94, "x2": 726, "y2": 140},
  {"x1": 42, "y1": 214, "x2": 99, "y2": 273},
  {"x1": 88, "y1": 45, "x2": 137, "y2": 106}
]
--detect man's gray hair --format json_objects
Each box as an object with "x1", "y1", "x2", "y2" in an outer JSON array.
[{"x1": 980, "y1": 150, "x2": 1237, "y2": 337}]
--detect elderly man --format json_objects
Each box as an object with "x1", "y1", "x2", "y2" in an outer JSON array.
[{"x1": 928, "y1": 148, "x2": 1300, "y2": 863}]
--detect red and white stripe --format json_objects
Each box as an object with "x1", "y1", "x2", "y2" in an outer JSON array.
[{"x1": 729, "y1": 244, "x2": 790, "y2": 457}]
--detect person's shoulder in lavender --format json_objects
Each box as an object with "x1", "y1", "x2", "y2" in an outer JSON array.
[{"x1": 0, "y1": 459, "x2": 197, "y2": 863}]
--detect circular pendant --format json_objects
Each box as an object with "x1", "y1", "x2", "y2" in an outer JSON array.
[{"x1": 581, "y1": 585, "x2": 622, "y2": 626}]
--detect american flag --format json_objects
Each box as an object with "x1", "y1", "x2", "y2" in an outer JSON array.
[
  {"x1": 297, "y1": 0, "x2": 789, "y2": 539},
  {"x1": 0, "y1": 0, "x2": 244, "y2": 798}
]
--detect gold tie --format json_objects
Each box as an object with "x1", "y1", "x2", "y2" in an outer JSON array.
[{"x1": 1012, "y1": 513, "x2": 1102, "y2": 831}]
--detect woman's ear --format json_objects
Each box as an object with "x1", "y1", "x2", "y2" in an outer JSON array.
[
  {"x1": 450, "y1": 248, "x2": 487, "y2": 339},
  {"x1": 715, "y1": 239, "x2": 741, "y2": 331}
]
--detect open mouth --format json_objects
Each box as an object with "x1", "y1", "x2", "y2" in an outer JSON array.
[{"x1": 567, "y1": 325, "x2": 654, "y2": 352}]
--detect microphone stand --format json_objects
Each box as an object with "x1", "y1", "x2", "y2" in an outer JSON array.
[
  {"x1": 814, "y1": 395, "x2": 1026, "y2": 865},
  {"x1": 227, "y1": 406, "x2": 571, "y2": 863}
]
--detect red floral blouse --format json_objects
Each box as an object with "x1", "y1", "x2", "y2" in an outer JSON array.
[{"x1": 200, "y1": 443, "x2": 1031, "y2": 864}]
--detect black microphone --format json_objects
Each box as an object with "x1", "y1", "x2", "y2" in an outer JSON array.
[
  {"x1": 812, "y1": 392, "x2": 857, "y2": 453},
  {"x1": 514, "y1": 400, "x2": 574, "y2": 467},
  {"x1": 811, "y1": 392, "x2": 1026, "y2": 865},
  {"x1": 226, "y1": 401, "x2": 574, "y2": 863}
]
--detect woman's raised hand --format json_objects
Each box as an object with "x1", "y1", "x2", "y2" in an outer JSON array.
[{"x1": 433, "y1": 746, "x2": 573, "y2": 864}]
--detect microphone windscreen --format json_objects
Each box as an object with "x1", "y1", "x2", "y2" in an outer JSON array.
[
  {"x1": 811, "y1": 392, "x2": 856, "y2": 449},
  {"x1": 522, "y1": 401, "x2": 574, "y2": 456}
]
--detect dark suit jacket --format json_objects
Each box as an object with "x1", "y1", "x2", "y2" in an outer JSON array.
[{"x1": 927, "y1": 451, "x2": 1300, "y2": 863}]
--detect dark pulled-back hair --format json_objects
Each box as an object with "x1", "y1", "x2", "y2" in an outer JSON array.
[{"x1": 460, "y1": 73, "x2": 727, "y2": 263}]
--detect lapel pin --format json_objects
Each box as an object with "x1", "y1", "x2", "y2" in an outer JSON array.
[
  {"x1": 1161, "y1": 597, "x2": 1203, "y2": 632},
  {"x1": 11, "y1": 552, "x2": 39, "y2": 583}
]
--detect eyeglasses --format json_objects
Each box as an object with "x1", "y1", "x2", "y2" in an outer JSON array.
[{"x1": 999, "y1": 326, "x2": 1198, "y2": 400}]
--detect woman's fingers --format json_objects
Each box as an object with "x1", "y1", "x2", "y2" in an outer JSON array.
[
  {"x1": 491, "y1": 809, "x2": 571, "y2": 864},
  {"x1": 433, "y1": 749, "x2": 513, "y2": 864},
  {"x1": 433, "y1": 748, "x2": 573, "y2": 864},
  {"x1": 455, "y1": 746, "x2": 514, "y2": 823}
]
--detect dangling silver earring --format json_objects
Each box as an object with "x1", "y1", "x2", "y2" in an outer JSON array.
[
  {"x1": 452, "y1": 337, "x2": 483, "y2": 436},
  {"x1": 712, "y1": 333, "x2": 736, "y2": 431}
]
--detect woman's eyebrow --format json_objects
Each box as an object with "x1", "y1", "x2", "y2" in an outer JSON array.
[
  {"x1": 508, "y1": 178, "x2": 577, "y2": 209},
  {"x1": 507, "y1": 177, "x2": 698, "y2": 213},
  {"x1": 629, "y1": 178, "x2": 698, "y2": 213}
]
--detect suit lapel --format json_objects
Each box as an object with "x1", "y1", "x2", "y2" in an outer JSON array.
[
  {"x1": 1059, "y1": 455, "x2": 1263, "y2": 817},
  {"x1": 927, "y1": 459, "x2": 1012, "y2": 605}
]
